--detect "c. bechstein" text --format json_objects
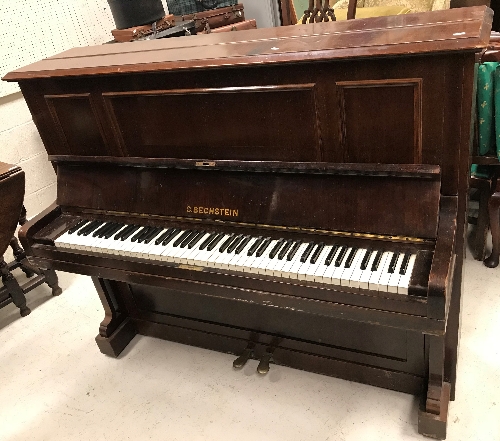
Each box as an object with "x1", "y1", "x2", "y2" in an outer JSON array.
[{"x1": 187, "y1": 206, "x2": 239, "y2": 217}]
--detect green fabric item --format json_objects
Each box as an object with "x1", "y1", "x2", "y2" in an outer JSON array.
[
  {"x1": 167, "y1": 0, "x2": 236, "y2": 16},
  {"x1": 471, "y1": 164, "x2": 494, "y2": 179},
  {"x1": 477, "y1": 62, "x2": 498, "y2": 156},
  {"x1": 494, "y1": 67, "x2": 500, "y2": 160},
  {"x1": 293, "y1": 0, "x2": 310, "y2": 15}
]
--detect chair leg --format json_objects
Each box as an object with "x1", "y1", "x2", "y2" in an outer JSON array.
[
  {"x1": 0, "y1": 258, "x2": 30, "y2": 316},
  {"x1": 9, "y1": 237, "x2": 34, "y2": 278},
  {"x1": 468, "y1": 177, "x2": 491, "y2": 261},
  {"x1": 485, "y1": 180, "x2": 500, "y2": 268}
]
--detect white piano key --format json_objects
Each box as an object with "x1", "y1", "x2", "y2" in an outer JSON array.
[
  {"x1": 397, "y1": 254, "x2": 417, "y2": 295},
  {"x1": 367, "y1": 252, "x2": 391, "y2": 290},
  {"x1": 348, "y1": 249, "x2": 369, "y2": 288},
  {"x1": 299, "y1": 245, "x2": 329, "y2": 282},
  {"x1": 255, "y1": 240, "x2": 279, "y2": 275},
  {"x1": 340, "y1": 248, "x2": 365, "y2": 287},
  {"x1": 387, "y1": 253, "x2": 405, "y2": 293},
  {"x1": 315, "y1": 246, "x2": 343, "y2": 283},
  {"x1": 358, "y1": 251, "x2": 378, "y2": 289},
  {"x1": 370, "y1": 252, "x2": 394, "y2": 292},
  {"x1": 280, "y1": 243, "x2": 309, "y2": 279},
  {"x1": 226, "y1": 237, "x2": 257, "y2": 271}
]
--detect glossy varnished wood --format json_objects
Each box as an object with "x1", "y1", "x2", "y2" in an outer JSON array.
[{"x1": 6, "y1": 8, "x2": 493, "y2": 439}]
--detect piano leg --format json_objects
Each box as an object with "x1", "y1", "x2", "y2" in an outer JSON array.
[
  {"x1": 93, "y1": 277, "x2": 137, "y2": 357},
  {"x1": 418, "y1": 335, "x2": 450, "y2": 440}
]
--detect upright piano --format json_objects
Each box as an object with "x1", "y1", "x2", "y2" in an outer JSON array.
[{"x1": 3, "y1": 7, "x2": 492, "y2": 438}]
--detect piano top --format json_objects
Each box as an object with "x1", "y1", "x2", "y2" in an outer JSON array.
[{"x1": 2, "y1": 6, "x2": 492, "y2": 81}]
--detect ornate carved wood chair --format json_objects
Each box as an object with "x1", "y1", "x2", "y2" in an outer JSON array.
[
  {"x1": 467, "y1": 41, "x2": 500, "y2": 268},
  {"x1": 0, "y1": 161, "x2": 61, "y2": 316}
]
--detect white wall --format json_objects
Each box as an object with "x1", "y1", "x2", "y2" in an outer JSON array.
[
  {"x1": 0, "y1": 92, "x2": 57, "y2": 218},
  {"x1": 0, "y1": 0, "x2": 279, "y2": 225}
]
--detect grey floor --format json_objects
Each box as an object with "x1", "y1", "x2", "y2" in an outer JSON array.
[{"x1": 1, "y1": 248, "x2": 499, "y2": 441}]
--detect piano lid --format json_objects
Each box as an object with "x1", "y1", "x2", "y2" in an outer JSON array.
[{"x1": 2, "y1": 6, "x2": 492, "y2": 81}]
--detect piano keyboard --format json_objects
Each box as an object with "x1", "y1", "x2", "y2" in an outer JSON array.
[{"x1": 55, "y1": 220, "x2": 418, "y2": 295}]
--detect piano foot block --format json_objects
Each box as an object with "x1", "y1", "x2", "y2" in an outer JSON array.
[
  {"x1": 418, "y1": 381, "x2": 450, "y2": 440},
  {"x1": 52, "y1": 286, "x2": 62, "y2": 296},
  {"x1": 95, "y1": 317, "x2": 137, "y2": 358}
]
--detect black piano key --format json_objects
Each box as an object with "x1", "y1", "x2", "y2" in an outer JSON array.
[
  {"x1": 324, "y1": 245, "x2": 339, "y2": 266},
  {"x1": 139, "y1": 227, "x2": 155, "y2": 243},
  {"x1": 131, "y1": 227, "x2": 150, "y2": 243},
  {"x1": 121, "y1": 225, "x2": 141, "y2": 241},
  {"x1": 399, "y1": 253, "x2": 412, "y2": 275},
  {"x1": 235, "y1": 236, "x2": 252, "y2": 254},
  {"x1": 78, "y1": 220, "x2": 100, "y2": 236},
  {"x1": 226, "y1": 235, "x2": 244, "y2": 253},
  {"x1": 206, "y1": 233, "x2": 225, "y2": 251},
  {"x1": 344, "y1": 247, "x2": 358, "y2": 268},
  {"x1": 310, "y1": 242, "x2": 325, "y2": 264},
  {"x1": 359, "y1": 249, "x2": 372, "y2": 270},
  {"x1": 99, "y1": 222, "x2": 119, "y2": 238},
  {"x1": 114, "y1": 224, "x2": 133, "y2": 240},
  {"x1": 155, "y1": 227, "x2": 175, "y2": 245},
  {"x1": 93, "y1": 222, "x2": 113, "y2": 238},
  {"x1": 162, "y1": 228, "x2": 181, "y2": 246},
  {"x1": 277, "y1": 240, "x2": 293, "y2": 260},
  {"x1": 388, "y1": 252, "x2": 399, "y2": 273},
  {"x1": 199, "y1": 232, "x2": 217, "y2": 250},
  {"x1": 143, "y1": 227, "x2": 163, "y2": 244},
  {"x1": 255, "y1": 238, "x2": 271, "y2": 257},
  {"x1": 187, "y1": 231, "x2": 206, "y2": 249},
  {"x1": 286, "y1": 241, "x2": 302, "y2": 261},
  {"x1": 81, "y1": 221, "x2": 103, "y2": 236},
  {"x1": 371, "y1": 250, "x2": 383, "y2": 271},
  {"x1": 180, "y1": 230, "x2": 198, "y2": 248},
  {"x1": 334, "y1": 246, "x2": 348, "y2": 267},
  {"x1": 68, "y1": 219, "x2": 88, "y2": 234},
  {"x1": 219, "y1": 234, "x2": 236, "y2": 253},
  {"x1": 300, "y1": 242, "x2": 315, "y2": 263},
  {"x1": 173, "y1": 230, "x2": 192, "y2": 247},
  {"x1": 104, "y1": 223, "x2": 125, "y2": 239},
  {"x1": 247, "y1": 237, "x2": 263, "y2": 256},
  {"x1": 269, "y1": 239, "x2": 285, "y2": 259}
]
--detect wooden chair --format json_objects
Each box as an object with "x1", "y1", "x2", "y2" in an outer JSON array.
[{"x1": 0, "y1": 161, "x2": 61, "y2": 316}]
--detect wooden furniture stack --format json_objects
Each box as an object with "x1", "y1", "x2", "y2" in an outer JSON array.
[
  {"x1": 2, "y1": 7, "x2": 493, "y2": 438},
  {"x1": 0, "y1": 162, "x2": 61, "y2": 316}
]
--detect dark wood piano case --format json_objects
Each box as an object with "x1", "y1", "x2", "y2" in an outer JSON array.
[{"x1": 3, "y1": 7, "x2": 493, "y2": 439}]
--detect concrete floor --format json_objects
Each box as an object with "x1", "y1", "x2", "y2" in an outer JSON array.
[{"x1": 1, "y1": 250, "x2": 499, "y2": 441}]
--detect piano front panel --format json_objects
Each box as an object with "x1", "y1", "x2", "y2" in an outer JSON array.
[
  {"x1": 337, "y1": 79, "x2": 422, "y2": 164},
  {"x1": 20, "y1": 53, "x2": 468, "y2": 195},
  {"x1": 128, "y1": 281, "x2": 426, "y2": 376},
  {"x1": 102, "y1": 84, "x2": 322, "y2": 161},
  {"x1": 55, "y1": 163, "x2": 441, "y2": 239},
  {"x1": 45, "y1": 94, "x2": 109, "y2": 156}
]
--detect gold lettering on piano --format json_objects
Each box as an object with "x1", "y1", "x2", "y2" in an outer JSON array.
[{"x1": 187, "y1": 205, "x2": 239, "y2": 217}]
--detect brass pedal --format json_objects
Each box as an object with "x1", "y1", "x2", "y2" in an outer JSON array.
[
  {"x1": 257, "y1": 351, "x2": 272, "y2": 375},
  {"x1": 233, "y1": 343, "x2": 254, "y2": 369}
]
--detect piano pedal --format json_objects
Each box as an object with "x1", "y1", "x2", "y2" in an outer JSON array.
[
  {"x1": 257, "y1": 350, "x2": 273, "y2": 375},
  {"x1": 232, "y1": 342, "x2": 255, "y2": 369},
  {"x1": 257, "y1": 339, "x2": 280, "y2": 375}
]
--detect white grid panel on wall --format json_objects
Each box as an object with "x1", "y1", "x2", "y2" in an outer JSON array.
[{"x1": 0, "y1": 0, "x2": 169, "y2": 97}]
